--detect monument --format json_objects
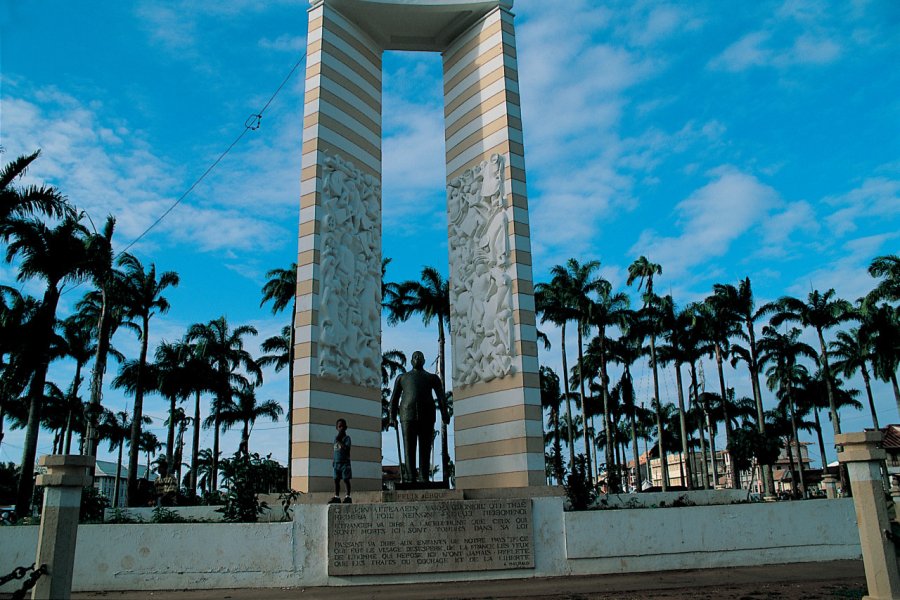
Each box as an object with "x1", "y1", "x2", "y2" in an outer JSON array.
[{"x1": 292, "y1": 0, "x2": 543, "y2": 493}]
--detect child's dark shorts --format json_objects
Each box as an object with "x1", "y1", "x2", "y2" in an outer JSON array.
[{"x1": 334, "y1": 462, "x2": 352, "y2": 481}]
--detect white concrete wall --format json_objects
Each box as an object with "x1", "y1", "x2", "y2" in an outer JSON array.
[{"x1": 0, "y1": 498, "x2": 861, "y2": 592}]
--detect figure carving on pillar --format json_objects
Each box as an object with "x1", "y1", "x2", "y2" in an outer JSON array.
[
  {"x1": 448, "y1": 153, "x2": 515, "y2": 386},
  {"x1": 318, "y1": 153, "x2": 381, "y2": 388},
  {"x1": 389, "y1": 351, "x2": 449, "y2": 483}
]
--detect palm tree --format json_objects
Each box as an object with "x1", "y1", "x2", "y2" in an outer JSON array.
[
  {"x1": 139, "y1": 430, "x2": 162, "y2": 475},
  {"x1": 0, "y1": 288, "x2": 37, "y2": 450},
  {"x1": 769, "y1": 289, "x2": 853, "y2": 439},
  {"x1": 187, "y1": 317, "x2": 261, "y2": 491},
  {"x1": 195, "y1": 448, "x2": 218, "y2": 495},
  {"x1": 794, "y1": 370, "x2": 863, "y2": 472},
  {"x1": 2, "y1": 214, "x2": 93, "y2": 515},
  {"x1": 587, "y1": 277, "x2": 629, "y2": 490},
  {"x1": 98, "y1": 409, "x2": 150, "y2": 507},
  {"x1": 718, "y1": 278, "x2": 776, "y2": 497},
  {"x1": 535, "y1": 279, "x2": 578, "y2": 469},
  {"x1": 626, "y1": 256, "x2": 666, "y2": 490},
  {"x1": 608, "y1": 325, "x2": 644, "y2": 490},
  {"x1": 81, "y1": 217, "x2": 124, "y2": 458},
  {"x1": 380, "y1": 349, "x2": 407, "y2": 477},
  {"x1": 858, "y1": 302, "x2": 900, "y2": 414},
  {"x1": 540, "y1": 366, "x2": 564, "y2": 484},
  {"x1": 698, "y1": 292, "x2": 745, "y2": 489},
  {"x1": 0, "y1": 150, "x2": 70, "y2": 224},
  {"x1": 58, "y1": 315, "x2": 96, "y2": 453},
  {"x1": 758, "y1": 326, "x2": 817, "y2": 497},
  {"x1": 116, "y1": 253, "x2": 179, "y2": 506},
  {"x1": 656, "y1": 298, "x2": 694, "y2": 490},
  {"x1": 260, "y1": 263, "x2": 297, "y2": 487},
  {"x1": 868, "y1": 254, "x2": 900, "y2": 303},
  {"x1": 151, "y1": 341, "x2": 196, "y2": 466},
  {"x1": 217, "y1": 384, "x2": 282, "y2": 456},
  {"x1": 385, "y1": 266, "x2": 452, "y2": 480},
  {"x1": 830, "y1": 326, "x2": 880, "y2": 428},
  {"x1": 547, "y1": 258, "x2": 603, "y2": 481}
]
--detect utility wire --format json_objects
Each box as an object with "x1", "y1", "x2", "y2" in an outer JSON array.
[{"x1": 117, "y1": 50, "x2": 307, "y2": 256}]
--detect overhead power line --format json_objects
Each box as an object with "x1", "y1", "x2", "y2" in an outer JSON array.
[{"x1": 116, "y1": 50, "x2": 307, "y2": 256}]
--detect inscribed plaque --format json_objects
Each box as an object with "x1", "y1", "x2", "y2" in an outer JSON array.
[{"x1": 328, "y1": 498, "x2": 533, "y2": 575}]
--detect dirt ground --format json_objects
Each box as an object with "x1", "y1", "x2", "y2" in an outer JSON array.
[{"x1": 50, "y1": 560, "x2": 868, "y2": 600}]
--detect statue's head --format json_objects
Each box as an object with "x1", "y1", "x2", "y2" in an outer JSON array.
[{"x1": 411, "y1": 351, "x2": 425, "y2": 368}]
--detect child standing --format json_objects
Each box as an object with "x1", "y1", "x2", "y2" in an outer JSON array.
[{"x1": 330, "y1": 418, "x2": 352, "y2": 504}]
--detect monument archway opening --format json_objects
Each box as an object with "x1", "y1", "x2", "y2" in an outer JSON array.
[{"x1": 293, "y1": 0, "x2": 542, "y2": 492}]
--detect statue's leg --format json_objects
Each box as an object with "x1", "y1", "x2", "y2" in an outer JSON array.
[
  {"x1": 402, "y1": 421, "x2": 418, "y2": 482},
  {"x1": 418, "y1": 424, "x2": 433, "y2": 483}
]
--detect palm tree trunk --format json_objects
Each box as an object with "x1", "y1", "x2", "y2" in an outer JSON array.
[
  {"x1": 812, "y1": 408, "x2": 828, "y2": 473},
  {"x1": 705, "y1": 410, "x2": 719, "y2": 488},
  {"x1": 553, "y1": 409, "x2": 563, "y2": 485},
  {"x1": 242, "y1": 420, "x2": 250, "y2": 456},
  {"x1": 698, "y1": 415, "x2": 709, "y2": 489},
  {"x1": 689, "y1": 362, "x2": 708, "y2": 489},
  {"x1": 746, "y1": 318, "x2": 775, "y2": 498},
  {"x1": 649, "y1": 334, "x2": 667, "y2": 491},
  {"x1": 560, "y1": 323, "x2": 575, "y2": 470},
  {"x1": 15, "y1": 290, "x2": 58, "y2": 517},
  {"x1": 817, "y1": 329, "x2": 849, "y2": 495},
  {"x1": 191, "y1": 390, "x2": 201, "y2": 493},
  {"x1": 114, "y1": 442, "x2": 123, "y2": 508},
  {"x1": 891, "y1": 372, "x2": 900, "y2": 418},
  {"x1": 166, "y1": 396, "x2": 177, "y2": 467},
  {"x1": 643, "y1": 431, "x2": 651, "y2": 486},
  {"x1": 126, "y1": 317, "x2": 151, "y2": 507},
  {"x1": 715, "y1": 346, "x2": 738, "y2": 489},
  {"x1": 576, "y1": 322, "x2": 593, "y2": 484},
  {"x1": 0, "y1": 406, "x2": 5, "y2": 449},
  {"x1": 85, "y1": 288, "x2": 112, "y2": 458},
  {"x1": 438, "y1": 316, "x2": 450, "y2": 484},
  {"x1": 787, "y1": 392, "x2": 806, "y2": 497},
  {"x1": 64, "y1": 361, "x2": 83, "y2": 455},
  {"x1": 213, "y1": 413, "x2": 221, "y2": 492},
  {"x1": 629, "y1": 408, "x2": 641, "y2": 490},
  {"x1": 674, "y1": 362, "x2": 692, "y2": 489},
  {"x1": 599, "y1": 333, "x2": 614, "y2": 491},
  {"x1": 861, "y1": 368, "x2": 879, "y2": 429}
]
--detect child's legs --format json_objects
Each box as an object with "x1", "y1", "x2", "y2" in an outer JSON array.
[{"x1": 334, "y1": 477, "x2": 341, "y2": 497}]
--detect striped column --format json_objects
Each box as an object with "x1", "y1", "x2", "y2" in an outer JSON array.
[
  {"x1": 293, "y1": 1, "x2": 384, "y2": 493},
  {"x1": 442, "y1": 6, "x2": 544, "y2": 489}
]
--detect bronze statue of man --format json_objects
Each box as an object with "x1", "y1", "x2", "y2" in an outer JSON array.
[{"x1": 389, "y1": 351, "x2": 449, "y2": 483}]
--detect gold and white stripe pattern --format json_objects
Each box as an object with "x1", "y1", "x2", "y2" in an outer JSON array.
[
  {"x1": 293, "y1": 1, "x2": 383, "y2": 493},
  {"x1": 442, "y1": 6, "x2": 544, "y2": 489},
  {"x1": 293, "y1": 1, "x2": 543, "y2": 492}
]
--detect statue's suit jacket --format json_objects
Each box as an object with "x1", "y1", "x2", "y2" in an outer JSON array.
[{"x1": 389, "y1": 368, "x2": 449, "y2": 424}]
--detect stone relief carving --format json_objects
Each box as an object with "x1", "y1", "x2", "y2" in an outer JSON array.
[
  {"x1": 318, "y1": 154, "x2": 381, "y2": 388},
  {"x1": 448, "y1": 153, "x2": 515, "y2": 386}
]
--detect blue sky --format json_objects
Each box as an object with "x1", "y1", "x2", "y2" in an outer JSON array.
[{"x1": 1, "y1": 0, "x2": 898, "y2": 473}]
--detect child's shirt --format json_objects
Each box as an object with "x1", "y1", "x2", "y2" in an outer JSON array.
[{"x1": 333, "y1": 433, "x2": 351, "y2": 465}]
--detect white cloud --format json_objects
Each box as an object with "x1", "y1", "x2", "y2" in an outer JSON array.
[
  {"x1": 259, "y1": 35, "x2": 306, "y2": 53},
  {"x1": 825, "y1": 177, "x2": 900, "y2": 236},
  {"x1": 710, "y1": 31, "x2": 841, "y2": 71},
  {"x1": 630, "y1": 167, "x2": 780, "y2": 280},
  {"x1": 757, "y1": 200, "x2": 820, "y2": 258},
  {"x1": 1, "y1": 81, "x2": 300, "y2": 257}
]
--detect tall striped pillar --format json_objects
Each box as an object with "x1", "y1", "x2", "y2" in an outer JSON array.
[
  {"x1": 293, "y1": 0, "x2": 543, "y2": 493},
  {"x1": 443, "y1": 6, "x2": 544, "y2": 489},
  {"x1": 293, "y1": 1, "x2": 384, "y2": 493}
]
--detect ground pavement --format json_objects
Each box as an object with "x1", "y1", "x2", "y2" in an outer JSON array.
[{"x1": 43, "y1": 560, "x2": 867, "y2": 600}]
